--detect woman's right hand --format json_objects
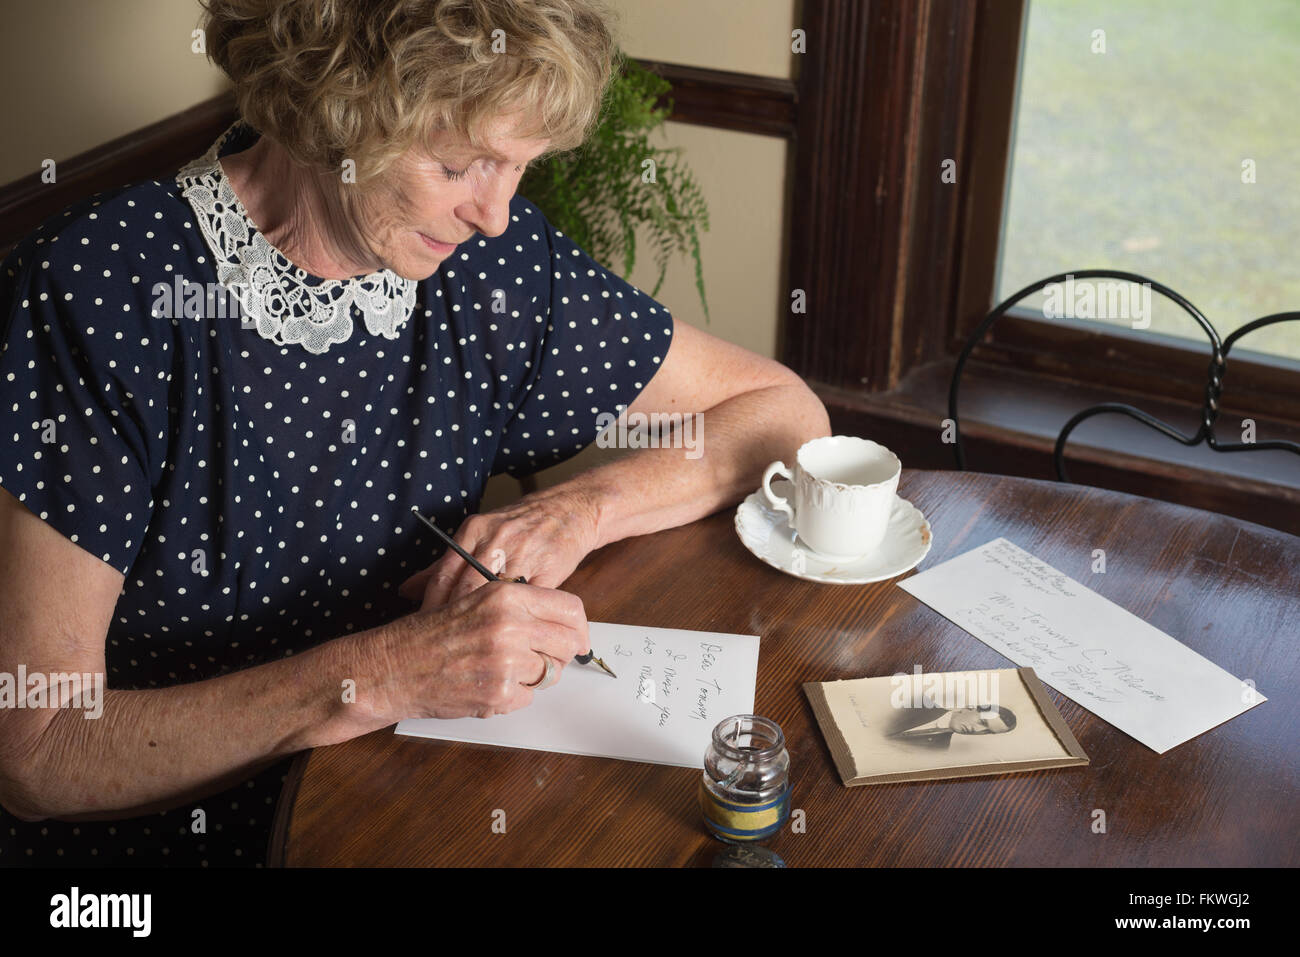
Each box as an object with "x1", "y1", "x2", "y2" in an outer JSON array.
[{"x1": 363, "y1": 579, "x2": 590, "y2": 721}]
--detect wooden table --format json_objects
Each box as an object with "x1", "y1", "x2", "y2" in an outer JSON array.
[{"x1": 272, "y1": 470, "x2": 1300, "y2": 866}]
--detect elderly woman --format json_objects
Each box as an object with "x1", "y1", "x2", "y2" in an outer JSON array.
[{"x1": 0, "y1": 0, "x2": 828, "y2": 866}]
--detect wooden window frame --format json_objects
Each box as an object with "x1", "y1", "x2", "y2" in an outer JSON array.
[{"x1": 779, "y1": 0, "x2": 1298, "y2": 532}]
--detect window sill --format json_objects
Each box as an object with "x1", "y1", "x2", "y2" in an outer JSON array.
[{"x1": 814, "y1": 359, "x2": 1300, "y2": 537}]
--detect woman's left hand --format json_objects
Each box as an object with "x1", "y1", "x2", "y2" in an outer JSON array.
[{"x1": 398, "y1": 483, "x2": 603, "y2": 607}]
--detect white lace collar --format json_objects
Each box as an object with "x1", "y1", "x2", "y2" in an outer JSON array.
[{"x1": 176, "y1": 122, "x2": 417, "y2": 355}]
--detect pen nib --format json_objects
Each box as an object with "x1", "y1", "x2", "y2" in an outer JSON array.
[{"x1": 593, "y1": 657, "x2": 617, "y2": 679}]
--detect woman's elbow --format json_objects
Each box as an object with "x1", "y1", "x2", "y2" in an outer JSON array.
[
  {"x1": 0, "y1": 774, "x2": 53, "y2": 823},
  {"x1": 0, "y1": 731, "x2": 70, "y2": 822},
  {"x1": 776, "y1": 372, "x2": 831, "y2": 436}
]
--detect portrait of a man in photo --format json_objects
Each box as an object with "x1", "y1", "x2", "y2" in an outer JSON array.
[{"x1": 886, "y1": 705, "x2": 1018, "y2": 749}]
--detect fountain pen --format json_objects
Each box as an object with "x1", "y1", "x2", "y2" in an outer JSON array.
[{"x1": 410, "y1": 508, "x2": 617, "y2": 678}]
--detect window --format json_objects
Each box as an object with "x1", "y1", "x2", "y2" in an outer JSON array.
[{"x1": 998, "y1": 0, "x2": 1300, "y2": 362}]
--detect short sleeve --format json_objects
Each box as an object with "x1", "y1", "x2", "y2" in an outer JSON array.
[
  {"x1": 0, "y1": 222, "x2": 172, "y2": 574},
  {"x1": 489, "y1": 200, "x2": 675, "y2": 478}
]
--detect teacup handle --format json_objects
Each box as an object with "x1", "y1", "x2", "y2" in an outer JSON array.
[{"x1": 761, "y1": 461, "x2": 796, "y2": 524}]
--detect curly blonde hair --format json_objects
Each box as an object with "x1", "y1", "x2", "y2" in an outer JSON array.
[{"x1": 199, "y1": 0, "x2": 619, "y2": 183}]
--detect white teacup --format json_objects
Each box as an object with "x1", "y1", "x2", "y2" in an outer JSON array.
[{"x1": 761, "y1": 436, "x2": 901, "y2": 561}]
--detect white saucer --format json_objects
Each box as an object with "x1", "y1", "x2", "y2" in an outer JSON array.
[{"x1": 734, "y1": 479, "x2": 932, "y2": 584}]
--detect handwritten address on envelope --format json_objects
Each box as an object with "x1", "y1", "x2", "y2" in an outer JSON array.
[
  {"x1": 395, "y1": 621, "x2": 760, "y2": 769},
  {"x1": 899, "y1": 538, "x2": 1266, "y2": 753}
]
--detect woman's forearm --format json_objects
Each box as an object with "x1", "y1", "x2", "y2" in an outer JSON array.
[
  {"x1": 572, "y1": 380, "x2": 831, "y2": 550},
  {"x1": 4, "y1": 623, "x2": 395, "y2": 822}
]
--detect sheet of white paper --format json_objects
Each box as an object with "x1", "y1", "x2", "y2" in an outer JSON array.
[
  {"x1": 395, "y1": 621, "x2": 760, "y2": 769},
  {"x1": 898, "y1": 538, "x2": 1266, "y2": 753}
]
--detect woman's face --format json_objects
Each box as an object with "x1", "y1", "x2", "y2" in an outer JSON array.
[{"x1": 349, "y1": 113, "x2": 551, "y2": 281}]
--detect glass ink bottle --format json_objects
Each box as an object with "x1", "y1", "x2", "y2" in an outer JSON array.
[{"x1": 700, "y1": 714, "x2": 791, "y2": 844}]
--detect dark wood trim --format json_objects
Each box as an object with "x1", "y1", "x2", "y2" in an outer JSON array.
[
  {"x1": 896, "y1": 0, "x2": 992, "y2": 381},
  {"x1": 782, "y1": 0, "x2": 1013, "y2": 393},
  {"x1": 950, "y1": 0, "x2": 1027, "y2": 350},
  {"x1": 971, "y1": 308, "x2": 1300, "y2": 426},
  {"x1": 638, "y1": 59, "x2": 797, "y2": 138},
  {"x1": 816, "y1": 363, "x2": 1300, "y2": 535},
  {"x1": 785, "y1": 0, "x2": 926, "y2": 391},
  {"x1": 0, "y1": 90, "x2": 238, "y2": 258}
]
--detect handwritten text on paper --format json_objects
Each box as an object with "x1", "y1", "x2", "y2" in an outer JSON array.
[{"x1": 899, "y1": 538, "x2": 1265, "y2": 753}]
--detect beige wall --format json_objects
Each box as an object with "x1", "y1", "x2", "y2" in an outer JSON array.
[
  {"x1": 0, "y1": 0, "x2": 797, "y2": 511},
  {"x1": 604, "y1": 0, "x2": 797, "y2": 79},
  {"x1": 0, "y1": 0, "x2": 229, "y2": 185}
]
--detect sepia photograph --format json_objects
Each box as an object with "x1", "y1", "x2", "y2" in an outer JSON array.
[{"x1": 805, "y1": 668, "x2": 1089, "y2": 784}]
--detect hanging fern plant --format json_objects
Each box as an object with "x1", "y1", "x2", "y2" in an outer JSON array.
[{"x1": 520, "y1": 52, "x2": 711, "y2": 321}]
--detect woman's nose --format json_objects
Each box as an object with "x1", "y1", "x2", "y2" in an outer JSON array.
[{"x1": 466, "y1": 174, "x2": 517, "y2": 238}]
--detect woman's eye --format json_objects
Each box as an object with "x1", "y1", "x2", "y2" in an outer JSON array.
[{"x1": 441, "y1": 164, "x2": 468, "y2": 182}]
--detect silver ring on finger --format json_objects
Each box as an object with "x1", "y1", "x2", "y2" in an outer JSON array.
[{"x1": 524, "y1": 655, "x2": 556, "y2": 690}]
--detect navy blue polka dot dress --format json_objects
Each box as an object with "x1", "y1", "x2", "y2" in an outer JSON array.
[{"x1": 0, "y1": 122, "x2": 673, "y2": 866}]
